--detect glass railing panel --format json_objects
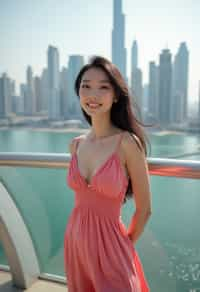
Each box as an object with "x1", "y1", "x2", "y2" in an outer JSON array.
[
  {"x1": 0, "y1": 166, "x2": 72, "y2": 275},
  {"x1": 0, "y1": 164, "x2": 200, "y2": 291},
  {"x1": 149, "y1": 131, "x2": 200, "y2": 160},
  {"x1": 0, "y1": 241, "x2": 8, "y2": 266},
  {"x1": 122, "y1": 175, "x2": 200, "y2": 291}
]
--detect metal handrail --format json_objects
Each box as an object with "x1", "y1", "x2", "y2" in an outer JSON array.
[
  {"x1": 0, "y1": 152, "x2": 200, "y2": 288},
  {"x1": 0, "y1": 152, "x2": 200, "y2": 179}
]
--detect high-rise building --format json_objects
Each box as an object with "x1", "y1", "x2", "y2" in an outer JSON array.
[
  {"x1": 12, "y1": 95, "x2": 21, "y2": 113},
  {"x1": 60, "y1": 67, "x2": 68, "y2": 118},
  {"x1": 148, "y1": 61, "x2": 159, "y2": 120},
  {"x1": 198, "y1": 81, "x2": 200, "y2": 121},
  {"x1": 0, "y1": 76, "x2": 5, "y2": 118},
  {"x1": 172, "y1": 42, "x2": 189, "y2": 123},
  {"x1": 41, "y1": 68, "x2": 48, "y2": 112},
  {"x1": 20, "y1": 83, "x2": 26, "y2": 113},
  {"x1": 143, "y1": 84, "x2": 149, "y2": 109},
  {"x1": 66, "y1": 55, "x2": 84, "y2": 119},
  {"x1": 131, "y1": 40, "x2": 143, "y2": 119},
  {"x1": 34, "y1": 76, "x2": 42, "y2": 113},
  {"x1": 132, "y1": 68, "x2": 143, "y2": 109},
  {"x1": 25, "y1": 66, "x2": 36, "y2": 115},
  {"x1": 0, "y1": 73, "x2": 12, "y2": 118},
  {"x1": 47, "y1": 45, "x2": 60, "y2": 120},
  {"x1": 112, "y1": 0, "x2": 127, "y2": 81},
  {"x1": 131, "y1": 40, "x2": 138, "y2": 72},
  {"x1": 158, "y1": 49, "x2": 172, "y2": 127},
  {"x1": 10, "y1": 80, "x2": 16, "y2": 113}
]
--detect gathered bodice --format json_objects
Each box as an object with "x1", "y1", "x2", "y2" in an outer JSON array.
[{"x1": 66, "y1": 132, "x2": 129, "y2": 204}]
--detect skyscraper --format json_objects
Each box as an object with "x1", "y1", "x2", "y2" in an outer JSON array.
[
  {"x1": 20, "y1": 83, "x2": 26, "y2": 113},
  {"x1": 60, "y1": 67, "x2": 68, "y2": 118},
  {"x1": 112, "y1": 0, "x2": 127, "y2": 80},
  {"x1": 148, "y1": 61, "x2": 159, "y2": 120},
  {"x1": 34, "y1": 76, "x2": 42, "y2": 113},
  {"x1": 66, "y1": 55, "x2": 84, "y2": 118},
  {"x1": 25, "y1": 66, "x2": 36, "y2": 115},
  {"x1": 41, "y1": 68, "x2": 48, "y2": 112},
  {"x1": 131, "y1": 40, "x2": 138, "y2": 72},
  {"x1": 131, "y1": 40, "x2": 143, "y2": 119},
  {"x1": 198, "y1": 81, "x2": 200, "y2": 122},
  {"x1": 47, "y1": 45, "x2": 60, "y2": 120},
  {"x1": 0, "y1": 73, "x2": 12, "y2": 118},
  {"x1": 0, "y1": 76, "x2": 5, "y2": 118},
  {"x1": 158, "y1": 49, "x2": 172, "y2": 127},
  {"x1": 172, "y1": 42, "x2": 189, "y2": 123}
]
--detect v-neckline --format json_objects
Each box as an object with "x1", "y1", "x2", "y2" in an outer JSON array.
[{"x1": 73, "y1": 151, "x2": 118, "y2": 187}]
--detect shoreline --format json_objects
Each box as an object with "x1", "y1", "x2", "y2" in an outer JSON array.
[
  {"x1": 0, "y1": 126, "x2": 187, "y2": 135},
  {"x1": 0, "y1": 126, "x2": 89, "y2": 133}
]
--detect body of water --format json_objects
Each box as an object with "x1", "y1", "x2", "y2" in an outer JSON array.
[{"x1": 0, "y1": 128, "x2": 200, "y2": 292}]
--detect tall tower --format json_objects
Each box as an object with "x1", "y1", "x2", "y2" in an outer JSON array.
[
  {"x1": 47, "y1": 45, "x2": 60, "y2": 120},
  {"x1": 20, "y1": 83, "x2": 26, "y2": 113},
  {"x1": 34, "y1": 76, "x2": 42, "y2": 113},
  {"x1": 131, "y1": 40, "x2": 143, "y2": 118},
  {"x1": 148, "y1": 61, "x2": 159, "y2": 120},
  {"x1": 60, "y1": 67, "x2": 68, "y2": 118},
  {"x1": 112, "y1": 0, "x2": 127, "y2": 81},
  {"x1": 25, "y1": 66, "x2": 36, "y2": 115},
  {"x1": 0, "y1": 73, "x2": 12, "y2": 118},
  {"x1": 158, "y1": 49, "x2": 172, "y2": 128},
  {"x1": 172, "y1": 42, "x2": 189, "y2": 123},
  {"x1": 41, "y1": 68, "x2": 48, "y2": 111},
  {"x1": 198, "y1": 81, "x2": 200, "y2": 122},
  {"x1": 131, "y1": 40, "x2": 138, "y2": 71},
  {"x1": 67, "y1": 55, "x2": 84, "y2": 119}
]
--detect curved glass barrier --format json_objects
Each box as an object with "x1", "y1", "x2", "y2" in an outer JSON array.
[
  {"x1": 0, "y1": 241, "x2": 8, "y2": 266},
  {"x1": 0, "y1": 166, "x2": 200, "y2": 291}
]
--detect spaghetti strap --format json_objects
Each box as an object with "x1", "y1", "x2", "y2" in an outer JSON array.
[{"x1": 74, "y1": 137, "x2": 81, "y2": 153}]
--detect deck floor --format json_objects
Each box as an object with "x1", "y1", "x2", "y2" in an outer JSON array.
[{"x1": 0, "y1": 271, "x2": 68, "y2": 292}]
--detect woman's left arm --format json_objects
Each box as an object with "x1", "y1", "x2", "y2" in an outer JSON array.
[{"x1": 123, "y1": 133, "x2": 152, "y2": 245}]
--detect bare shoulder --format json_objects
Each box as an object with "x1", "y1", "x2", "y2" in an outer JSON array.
[
  {"x1": 121, "y1": 131, "x2": 145, "y2": 157},
  {"x1": 68, "y1": 133, "x2": 87, "y2": 155}
]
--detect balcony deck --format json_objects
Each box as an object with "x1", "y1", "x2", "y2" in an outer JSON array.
[{"x1": 0, "y1": 271, "x2": 68, "y2": 292}]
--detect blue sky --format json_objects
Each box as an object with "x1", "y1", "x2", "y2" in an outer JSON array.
[{"x1": 0, "y1": 0, "x2": 199, "y2": 102}]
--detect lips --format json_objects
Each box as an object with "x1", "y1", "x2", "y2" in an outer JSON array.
[{"x1": 86, "y1": 102, "x2": 102, "y2": 107}]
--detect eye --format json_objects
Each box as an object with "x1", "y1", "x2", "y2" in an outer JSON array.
[
  {"x1": 81, "y1": 84, "x2": 90, "y2": 88},
  {"x1": 100, "y1": 86, "x2": 110, "y2": 89}
]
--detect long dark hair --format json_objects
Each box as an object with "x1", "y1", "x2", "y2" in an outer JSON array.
[{"x1": 74, "y1": 55, "x2": 153, "y2": 204}]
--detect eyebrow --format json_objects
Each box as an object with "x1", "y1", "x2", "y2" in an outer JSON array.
[{"x1": 82, "y1": 79, "x2": 110, "y2": 83}]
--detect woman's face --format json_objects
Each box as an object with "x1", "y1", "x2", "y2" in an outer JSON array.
[{"x1": 79, "y1": 67, "x2": 115, "y2": 116}]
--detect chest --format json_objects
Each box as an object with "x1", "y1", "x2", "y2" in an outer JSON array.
[{"x1": 76, "y1": 142, "x2": 127, "y2": 181}]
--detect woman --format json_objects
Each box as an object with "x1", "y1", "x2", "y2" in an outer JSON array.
[{"x1": 64, "y1": 56, "x2": 152, "y2": 291}]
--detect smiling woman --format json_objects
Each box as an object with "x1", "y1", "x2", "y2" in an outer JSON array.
[
  {"x1": 63, "y1": 55, "x2": 152, "y2": 292},
  {"x1": 79, "y1": 68, "x2": 116, "y2": 115}
]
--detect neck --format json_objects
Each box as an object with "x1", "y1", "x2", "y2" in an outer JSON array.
[{"x1": 90, "y1": 115, "x2": 116, "y2": 139}]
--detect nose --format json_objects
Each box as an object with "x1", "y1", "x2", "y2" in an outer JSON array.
[{"x1": 88, "y1": 89, "x2": 101, "y2": 99}]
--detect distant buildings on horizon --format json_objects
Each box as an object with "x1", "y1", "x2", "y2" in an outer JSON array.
[{"x1": 0, "y1": 0, "x2": 199, "y2": 131}]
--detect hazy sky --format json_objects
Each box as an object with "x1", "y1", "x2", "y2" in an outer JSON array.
[{"x1": 1, "y1": 0, "x2": 199, "y2": 102}]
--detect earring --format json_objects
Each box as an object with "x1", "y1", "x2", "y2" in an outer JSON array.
[{"x1": 114, "y1": 99, "x2": 118, "y2": 103}]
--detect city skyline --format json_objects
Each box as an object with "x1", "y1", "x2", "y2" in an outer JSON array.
[{"x1": 0, "y1": 0, "x2": 199, "y2": 102}]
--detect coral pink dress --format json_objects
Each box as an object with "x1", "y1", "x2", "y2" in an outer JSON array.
[{"x1": 64, "y1": 132, "x2": 150, "y2": 292}]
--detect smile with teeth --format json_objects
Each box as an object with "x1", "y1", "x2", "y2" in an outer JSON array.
[{"x1": 86, "y1": 103, "x2": 102, "y2": 108}]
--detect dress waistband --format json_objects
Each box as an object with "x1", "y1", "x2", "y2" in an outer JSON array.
[{"x1": 74, "y1": 191, "x2": 121, "y2": 219}]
